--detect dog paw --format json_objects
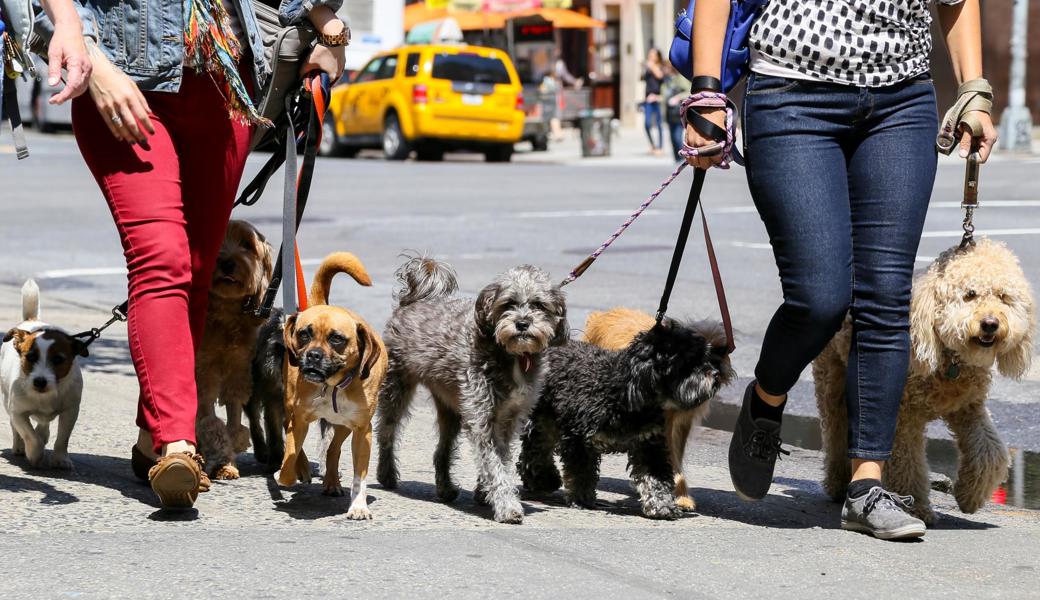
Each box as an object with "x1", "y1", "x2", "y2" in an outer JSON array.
[
  {"x1": 26, "y1": 450, "x2": 46, "y2": 468},
  {"x1": 252, "y1": 443, "x2": 269, "y2": 465},
  {"x1": 643, "y1": 500, "x2": 682, "y2": 520},
  {"x1": 50, "y1": 453, "x2": 73, "y2": 470},
  {"x1": 473, "y1": 487, "x2": 490, "y2": 506},
  {"x1": 346, "y1": 505, "x2": 373, "y2": 520},
  {"x1": 275, "y1": 469, "x2": 297, "y2": 487},
  {"x1": 565, "y1": 490, "x2": 597, "y2": 510},
  {"x1": 954, "y1": 485, "x2": 989, "y2": 515},
  {"x1": 229, "y1": 425, "x2": 251, "y2": 454},
  {"x1": 494, "y1": 500, "x2": 525, "y2": 524},
  {"x1": 11, "y1": 446, "x2": 25, "y2": 456},
  {"x1": 675, "y1": 494, "x2": 696, "y2": 512},
  {"x1": 213, "y1": 465, "x2": 240, "y2": 480},
  {"x1": 437, "y1": 484, "x2": 460, "y2": 503},
  {"x1": 323, "y1": 482, "x2": 346, "y2": 497}
]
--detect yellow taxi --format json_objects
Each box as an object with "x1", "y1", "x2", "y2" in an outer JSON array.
[{"x1": 323, "y1": 44, "x2": 525, "y2": 162}]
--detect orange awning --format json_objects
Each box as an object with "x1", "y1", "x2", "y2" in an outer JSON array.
[
  {"x1": 404, "y1": 4, "x2": 507, "y2": 31},
  {"x1": 511, "y1": 8, "x2": 605, "y2": 29},
  {"x1": 404, "y1": 4, "x2": 604, "y2": 31}
]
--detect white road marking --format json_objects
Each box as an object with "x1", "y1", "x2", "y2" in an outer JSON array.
[
  {"x1": 36, "y1": 267, "x2": 128, "y2": 279},
  {"x1": 729, "y1": 241, "x2": 772, "y2": 249},
  {"x1": 929, "y1": 200, "x2": 1040, "y2": 208},
  {"x1": 921, "y1": 228, "x2": 1040, "y2": 238},
  {"x1": 514, "y1": 209, "x2": 665, "y2": 218}
]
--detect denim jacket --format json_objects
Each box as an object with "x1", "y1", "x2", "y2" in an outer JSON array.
[{"x1": 65, "y1": 0, "x2": 342, "y2": 94}]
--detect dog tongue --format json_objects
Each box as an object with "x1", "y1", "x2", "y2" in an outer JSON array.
[{"x1": 520, "y1": 354, "x2": 533, "y2": 373}]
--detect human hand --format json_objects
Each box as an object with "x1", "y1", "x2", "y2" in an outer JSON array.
[
  {"x1": 959, "y1": 110, "x2": 998, "y2": 163},
  {"x1": 300, "y1": 43, "x2": 345, "y2": 81},
  {"x1": 86, "y1": 43, "x2": 154, "y2": 143},
  {"x1": 684, "y1": 106, "x2": 727, "y2": 169},
  {"x1": 46, "y1": 20, "x2": 91, "y2": 104}
]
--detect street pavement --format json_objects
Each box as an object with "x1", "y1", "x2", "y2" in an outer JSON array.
[{"x1": 1, "y1": 129, "x2": 1039, "y2": 598}]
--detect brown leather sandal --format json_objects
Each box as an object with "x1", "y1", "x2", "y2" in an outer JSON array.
[
  {"x1": 133, "y1": 445, "x2": 212, "y2": 492},
  {"x1": 148, "y1": 452, "x2": 208, "y2": 510}
]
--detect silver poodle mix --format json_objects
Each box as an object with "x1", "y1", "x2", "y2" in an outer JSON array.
[
  {"x1": 376, "y1": 256, "x2": 568, "y2": 524},
  {"x1": 813, "y1": 238, "x2": 1035, "y2": 525}
]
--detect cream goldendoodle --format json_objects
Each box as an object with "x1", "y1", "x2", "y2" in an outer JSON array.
[{"x1": 813, "y1": 238, "x2": 1035, "y2": 525}]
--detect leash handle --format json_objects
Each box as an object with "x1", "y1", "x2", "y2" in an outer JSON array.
[{"x1": 960, "y1": 148, "x2": 981, "y2": 248}]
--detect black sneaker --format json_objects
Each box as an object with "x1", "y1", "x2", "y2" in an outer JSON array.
[{"x1": 728, "y1": 380, "x2": 789, "y2": 501}]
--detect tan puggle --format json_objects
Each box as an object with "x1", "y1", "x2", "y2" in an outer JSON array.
[{"x1": 277, "y1": 252, "x2": 386, "y2": 520}]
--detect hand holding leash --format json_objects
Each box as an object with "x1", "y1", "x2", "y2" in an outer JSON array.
[{"x1": 681, "y1": 92, "x2": 741, "y2": 169}]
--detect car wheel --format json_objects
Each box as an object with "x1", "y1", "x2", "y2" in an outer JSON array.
[
  {"x1": 532, "y1": 134, "x2": 549, "y2": 152},
  {"x1": 319, "y1": 119, "x2": 345, "y2": 157},
  {"x1": 484, "y1": 144, "x2": 514, "y2": 163},
  {"x1": 382, "y1": 113, "x2": 411, "y2": 161},
  {"x1": 415, "y1": 143, "x2": 444, "y2": 162}
]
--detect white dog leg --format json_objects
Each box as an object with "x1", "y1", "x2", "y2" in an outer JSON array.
[
  {"x1": 11, "y1": 423, "x2": 25, "y2": 455},
  {"x1": 11, "y1": 413, "x2": 46, "y2": 468},
  {"x1": 346, "y1": 476, "x2": 371, "y2": 520},
  {"x1": 945, "y1": 403, "x2": 1010, "y2": 514},
  {"x1": 50, "y1": 404, "x2": 80, "y2": 470}
]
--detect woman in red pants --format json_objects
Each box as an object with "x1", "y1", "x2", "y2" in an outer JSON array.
[{"x1": 72, "y1": 0, "x2": 348, "y2": 510}]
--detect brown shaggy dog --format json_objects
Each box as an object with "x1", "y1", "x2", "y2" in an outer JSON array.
[
  {"x1": 196, "y1": 220, "x2": 273, "y2": 480},
  {"x1": 584, "y1": 307, "x2": 733, "y2": 511},
  {"x1": 813, "y1": 239, "x2": 1035, "y2": 525}
]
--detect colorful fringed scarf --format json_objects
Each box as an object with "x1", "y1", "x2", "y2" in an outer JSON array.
[{"x1": 183, "y1": 0, "x2": 272, "y2": 127}]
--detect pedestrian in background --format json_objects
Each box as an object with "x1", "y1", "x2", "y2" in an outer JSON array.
[
  {"x1": 686, "y1": 0, "x2": 996, "y2": 540},
  {"x1": 642, "y1": 47, "x2": 665, "y2": 156},
  {"x1": 661, "y1": 63, "x2": 691, "y2": 161},
  {"x1": 68, "y1": 0, "x2": 348, "y2": 510}
]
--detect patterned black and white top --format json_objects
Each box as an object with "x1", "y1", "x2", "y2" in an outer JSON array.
[{"x1": 748, "y1": 0, "x2": 964, "y2": 87}]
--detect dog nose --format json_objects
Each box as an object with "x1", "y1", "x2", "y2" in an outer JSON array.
[
  {"x1": 305, "y1": 349, "x2": 324, "y2": 362},
  {"x1": 218, "y1": 258, "x2": 235, "y2": 275},
  {"x1": 32, "y1": 377, "x2": 47, "y2": 392},
  {"x1": 515, "y1": 320, "x2": 530, "y2": 332},
  {"x1": 980, "y1": 317, "x2": 999, "y2": 334}
]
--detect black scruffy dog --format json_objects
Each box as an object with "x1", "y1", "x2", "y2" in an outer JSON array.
[
  {"x1": 247, "y1": 309, "x2": 287, "y2": 473},
  {"x1": 518, "y1": 318, "x2": 733, "y2": 519}
]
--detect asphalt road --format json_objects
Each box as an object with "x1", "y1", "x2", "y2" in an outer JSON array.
[{"x1": 1, "y1": 132, "x2": 1039, "y2": 598}]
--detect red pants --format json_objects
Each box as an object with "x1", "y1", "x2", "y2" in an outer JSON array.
[{"x1": 72, "y1": 70, "x2": 253, "y2": 452}]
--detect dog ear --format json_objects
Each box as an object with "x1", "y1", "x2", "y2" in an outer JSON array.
[
  {"x1": 474, "y1": 282, "x2": 500, "y2": 336},
  {"x1": 997, "y1": 295, "x2": 1035, "y2": 379},
  {"x1": 251, "y1": 234, "x2": 275, "y2": 309},
  {"x1": 3, "y1": 328, "x2": 21, "y2": 344},
  {"x1": 283, "y1": 314, "x2": 300, "y2": 368},
  {"x1": 549, "y1": 286, "x2": 570, "y2": 347},
  {"x1": 624, "y1": 339, "x2": 658, "y2": 412},
  {"x1": 909, "y1": 271, "x2": 942, "y2": 375},
  {"x1": 356, "y1": 322, "x2": 384, "y2": 380},
  {"x1": 72, "y1": 337, "x2": 89, "y2": 358}
]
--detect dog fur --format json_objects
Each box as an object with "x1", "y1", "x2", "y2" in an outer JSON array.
[
  {"x1": 583, "y1": 307, "x2": 733, "y2": 511},
  {"x1": 518, "y1": 318, "x2": 733, "y2": 519},
  {"x1": 195, "y1": 220, "x2": 273, "y2": 480},
  {"x1": 1, "y1": 280, "x2": 88, "y2": 469},
  {"x1": 375, "y1": 256, "x2": 568, "y2": 524},
  {"x1": 813, "y1": 239, "x2": 1035, "y2": 525},
  {"x1": 277, "y1": 252, "x2": 386, "y2": 520},
  {"x1": 248, "y1": 308, "x2": 287, "y2": 473}
]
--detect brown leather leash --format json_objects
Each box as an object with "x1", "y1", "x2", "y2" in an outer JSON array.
[{"x1": 960, "y1": 150, "x2": 981, "y2": 248}]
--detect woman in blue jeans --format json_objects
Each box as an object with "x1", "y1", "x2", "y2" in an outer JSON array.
[
  {"x1": 687, "y1": 0, "x2": 997, "y2": 540},
  {"x1": 642, "y1": 47, "x2": 666, "y2": 155}
]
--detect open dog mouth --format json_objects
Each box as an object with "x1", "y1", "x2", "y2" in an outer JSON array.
[
  {"x1": 973, "y1": 336, "x2": 996, "y2": 348},
  {"x1": 218, "y1": 275, "x2": 239, "y2": 285},
  {"x1": 301, "y1": 367, "x2": 328, "y2": 383}
]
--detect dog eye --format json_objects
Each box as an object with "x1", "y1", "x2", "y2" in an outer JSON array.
[
  {"x1": 51, "y1": 354, "x2": 66, "y2": 366},
  {"x1": 297, "y1": 331, "x2": 311, "y2": 343},
  {"x1": 964, "y1": 290, "x2": 977, "y2": 301},
  {"x1": 529, "y1": 301, "x2": 545, "y2": 312},
  {"x1": 999, "y1": 293, "x2": 1012, "y2": 304},
  {"x1": 328, "y1": 334, "x2": 347, "y2": 347}
]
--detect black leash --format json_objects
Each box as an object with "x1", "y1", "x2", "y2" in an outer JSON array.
[{"x1": 71, "y1": 301, "x2": 129, "y2": 348}]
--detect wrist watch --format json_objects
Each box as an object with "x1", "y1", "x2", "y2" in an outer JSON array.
[{"x1": 317, "y1": 20, "x2": 350, "y2": 48}]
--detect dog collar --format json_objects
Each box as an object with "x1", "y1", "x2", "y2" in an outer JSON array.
[
  {"x1": 330, "y1": 368, "x2": 356, "y2": 413},
  {"x1": 942, "y1": 351, "x2": 961, "y2": 380}
]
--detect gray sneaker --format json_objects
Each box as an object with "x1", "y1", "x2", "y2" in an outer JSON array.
[{"x1": 841, "y1": 486, "x2": 926, "y2": 540}]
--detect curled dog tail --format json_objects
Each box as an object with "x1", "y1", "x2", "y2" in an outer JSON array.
[
  {"x1": 393, "y1": 254, "x2": 458, "y2": 308},
  {"x1": 308, "y1": 252, "x2": 372, "y2": 307},
  {"x1": 21, "y1": 279, "x2": 40, "y2": 322}
]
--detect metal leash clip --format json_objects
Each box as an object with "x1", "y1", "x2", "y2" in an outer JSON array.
[{"x1": 960, "y1": 151, "x2": 980, "y2": 248}]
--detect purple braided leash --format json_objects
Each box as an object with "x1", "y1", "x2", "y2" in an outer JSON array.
[{"x1": 559, "y1": 92, "x2": 740, "y2": 287}]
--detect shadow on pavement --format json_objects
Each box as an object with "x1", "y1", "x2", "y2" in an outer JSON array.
[
  {"x1": 383, "y1": 479, "x2": 547, "y2": 522},
  {"x1": 79, "y1": 337, "x2": 134, "y2": 377},
  {"x1": 0, "y1": 471, "x2": 79, "y2": 505},
  {"x1": 2, "y1": 450, "x2": 158, "y2": 507}
]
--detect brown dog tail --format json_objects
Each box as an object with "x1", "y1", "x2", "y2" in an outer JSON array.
[{"x1": 308, "y1": 252, "x2": 372, "y2": 306}]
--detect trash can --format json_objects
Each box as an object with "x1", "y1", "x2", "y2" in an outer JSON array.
[{"x1": 579, "y1": 108, "x2": 614, "y2": 158}]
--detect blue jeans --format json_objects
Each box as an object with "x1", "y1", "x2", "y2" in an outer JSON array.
[
  {"x1": 644, "y1": 101, "x2": 663, "y2": 149},
  {"x1": 742, "y1": 71, "x2": 938, "y2": 460},
  {"x1": 667, "y1": 117, "x2": 685, "y2": 161}
]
